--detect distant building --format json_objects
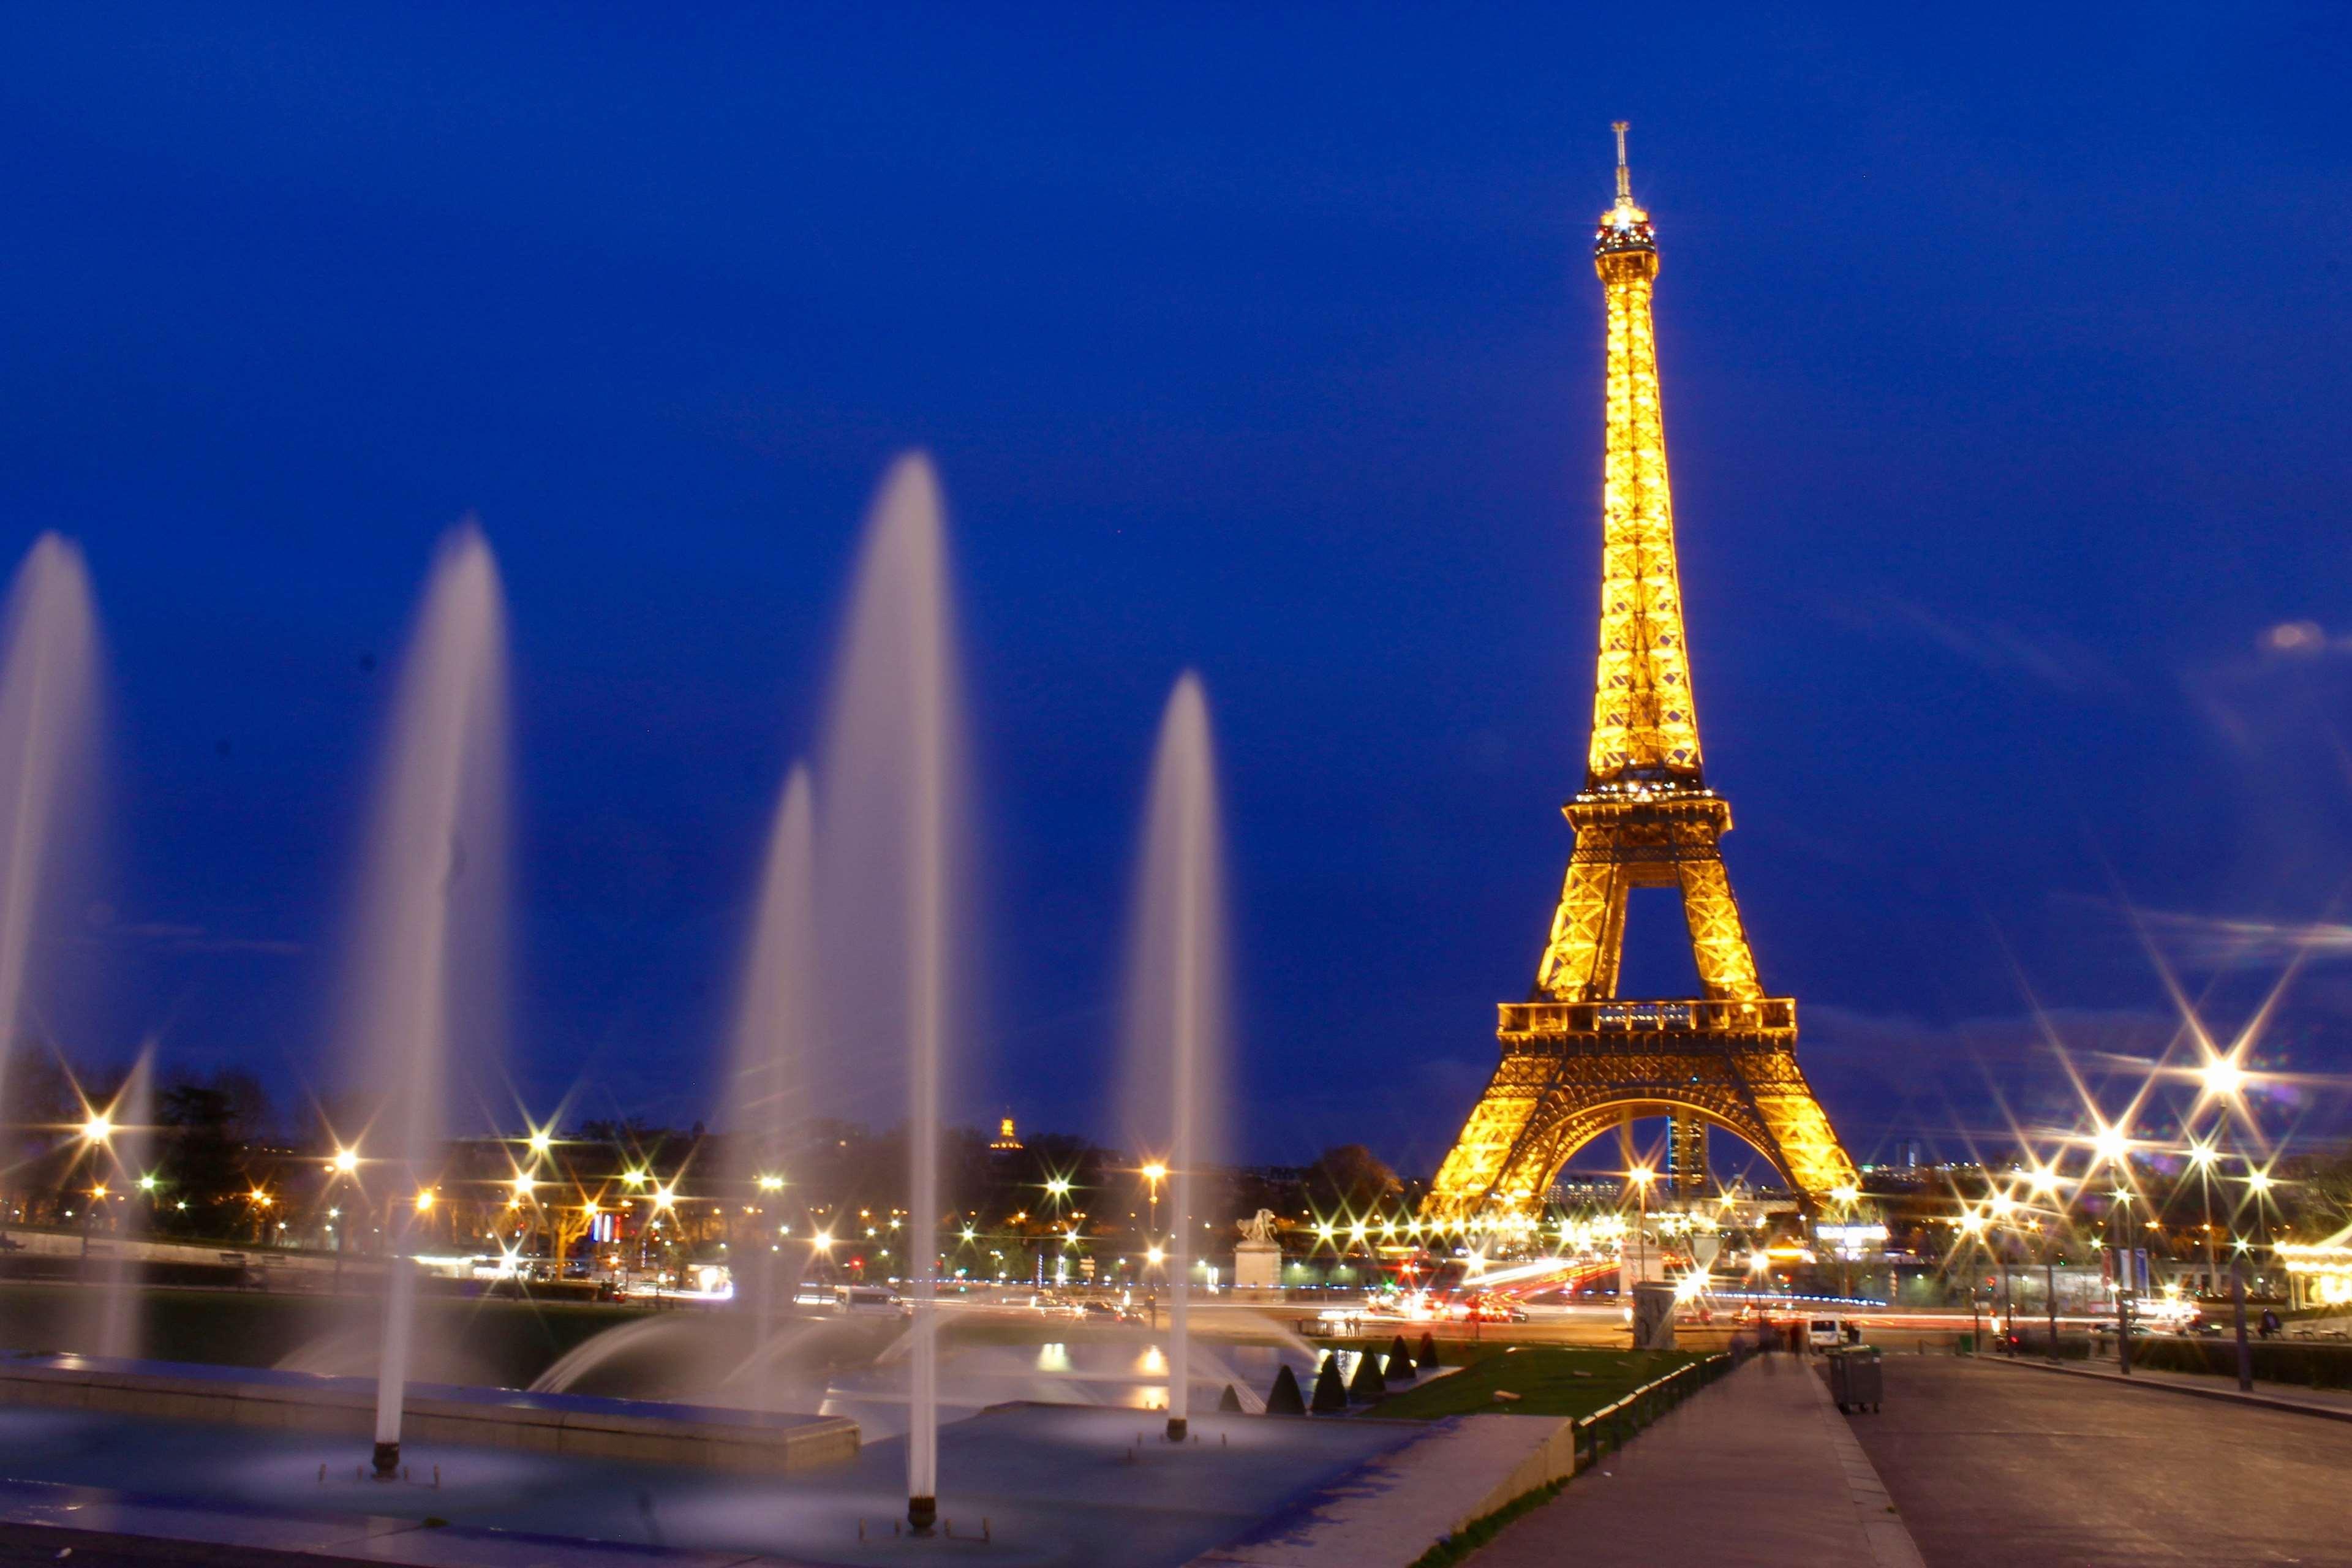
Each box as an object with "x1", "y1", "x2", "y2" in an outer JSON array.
[{"x1": 990, "y1": 1115, "x2": 1022, "y2": 1152}]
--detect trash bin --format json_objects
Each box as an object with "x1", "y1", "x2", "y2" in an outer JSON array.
[{"x1": 1827, "y1": 1345, "x2": 1883, "y2": 1413}]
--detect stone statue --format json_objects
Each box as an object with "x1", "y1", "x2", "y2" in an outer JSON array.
[{"x1": 1238, "y1": 1209, "x2": 1278, "y2": 1245}]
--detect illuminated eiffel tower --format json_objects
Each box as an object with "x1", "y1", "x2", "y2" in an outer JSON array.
[{"x1": 1426, "y1": 126, "x2": 1855, "y2": 1222}]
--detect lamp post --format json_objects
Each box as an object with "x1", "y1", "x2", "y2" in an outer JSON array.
[
  {"x1": 1629, "y1": 1164, "x2": 1655, "y2": 1292},
  {"x1": 1957, "y1": 1208, "x2": 1985, "y2": 1352},
  {"x1": 2196, "y1": 1053, "x2": 2256, "y2": 1393},
  {"x1": 1140, "y1": 1163, "x2": 1167, "y2": 1319},
  {"x1": 2025, "y1": 1163, "x2": 2065, "y2": 1360},
  {"x1": 1988, "y1": 1189, "x2": 2018, "y2": 1353},
  {"x1": 326, "y1": 1146, "x2": 360, "y2": 1291},
  {"x1": 1829, "y1": 1182, "x2": 1861, "y2": 1305},
  {"x1": 75, "y1": 1113, "x2": 118, "y2": 1260},
  {"x1": 2108, "y1": 1191, "x2": 2132, "y2": 1376}
]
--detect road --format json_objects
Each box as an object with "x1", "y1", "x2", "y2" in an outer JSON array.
[{"x1": 1850, "y1": 1356, "x2": 2352, "y2": 1566}]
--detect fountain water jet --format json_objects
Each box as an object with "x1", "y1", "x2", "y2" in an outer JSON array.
[
  {"x1": 815, "y1": 454, "x2": 963, "y2": 1534},
  {"x1": 92, "y1": 1046, "x2": 154, "y2": 1362},
  {"x1": 0, "y1": 535, "x2": 100, "y2": 1115},
  {"x1": 342, "y1": 527, "x2": 510, "y2": 1479},
  {"x1": 1123, "y1": 675, "x2": 1229, "y2": 1442},
  {"x1": 727, "y1": 764, "x2": 816, "y2": 1412}
]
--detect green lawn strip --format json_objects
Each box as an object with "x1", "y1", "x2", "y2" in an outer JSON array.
[
  {"x1": 1369, "y1": 1345, "x2": 1707, "y2": 1421},
  {"x1": 1392, "y1": 1351, "x2": 1724, "y2": 1567}
]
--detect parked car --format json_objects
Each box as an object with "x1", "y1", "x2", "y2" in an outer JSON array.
[{"x1": 1807, "y1": 1317, "x2": 1842, "y2": 1349}]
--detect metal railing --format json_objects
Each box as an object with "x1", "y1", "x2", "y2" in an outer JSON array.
[{"x1": 1571, "y1": 1351, "x2": 1737, "y2": 1468}]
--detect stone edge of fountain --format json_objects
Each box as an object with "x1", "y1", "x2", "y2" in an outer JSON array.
[
  {"x1": 0, "y1": 1474, "x2": 747, "y2": 1568},
  {"x1": 0, "y1": 1353, "x2": 859, "y2": 1472}
]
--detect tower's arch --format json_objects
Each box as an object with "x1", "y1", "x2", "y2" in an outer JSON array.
[{"x1": 1498, "y1": 1096, "x2": 1796, "y2": 1206}]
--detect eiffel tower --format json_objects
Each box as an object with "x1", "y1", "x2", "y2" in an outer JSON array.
[{"x1": 1426, "y1": 126, "x2": 1855, "y2": 1222}]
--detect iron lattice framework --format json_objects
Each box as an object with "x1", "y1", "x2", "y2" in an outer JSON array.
[{"x1": 1426, "y1": 126, "x2": 1855, "y2": 1222}]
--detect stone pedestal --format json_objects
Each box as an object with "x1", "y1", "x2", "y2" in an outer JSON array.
[
  {"x1": 1234, "y1": 1238, "x2": 1281, "y2": 1291},
  {"x1": 1632, "y1": 1281, "x2": 1678, "y2": 1350}
]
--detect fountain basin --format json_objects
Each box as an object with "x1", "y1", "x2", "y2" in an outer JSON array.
[
  {"x1": 0, "y1": 1353, "x2": 857, "y2": 1472},
  {"x1": 0, "y1": 1396, "x2": 1431, "y2": 1566}
]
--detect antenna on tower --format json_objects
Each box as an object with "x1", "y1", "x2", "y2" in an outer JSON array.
[{"x1": 1612, "y1": 121, "x2": 1632, "y2": 202}]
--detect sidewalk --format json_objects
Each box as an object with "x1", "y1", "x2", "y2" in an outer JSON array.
[{"x1": 1472, "y1": 1356, "x2": 1922, "y2": 1568}]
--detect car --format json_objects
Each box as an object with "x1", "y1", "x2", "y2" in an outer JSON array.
[
  {"x1": 1461, "y1": 1294, "x2": 1529, "y2": 1324},
  {"x1": 1807, "y1": 1317, "x2": 1842, "y2": 1349}
]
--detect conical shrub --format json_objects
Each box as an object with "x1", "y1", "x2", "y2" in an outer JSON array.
[
  {"x1": 1386, "y1": 1334, "x2": 1415, "y2": 1382},
  {"x1": 1310, "y1": 1354, "x2": 1349, "y2": 1414},
  {"x1": 1348, "y1": 1347, "x2": 1387, "y2": 1402},
  {"x1": 1265, "y1": 1364, "x2": 1306, "y2": 1415},
  {"x1": 1418, "y1": 1331, "x2": 1439, "y2": 1370},
  {"x1": 1217, "y1": 1383, "x2": 1243, "y2": 1412}
]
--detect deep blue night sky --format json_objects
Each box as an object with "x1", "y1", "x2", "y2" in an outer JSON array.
[{"x1": 4, "y1": 4, "x2": 2350, "y2": 1175}]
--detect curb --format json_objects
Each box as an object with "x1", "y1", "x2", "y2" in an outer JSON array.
[
  {"x1": 1806, "y1": 1365, "x2": 1926, "y2": 1568},
  {"x1": 1969, "y1": 1352, "x2": 2352, "y2": 1426}
]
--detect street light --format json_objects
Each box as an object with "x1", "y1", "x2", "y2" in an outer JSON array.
[
  {"x1": 2198, "y1": 1054, "x2": 2246, "y2": 1102},
  {"x1": 1140, "y1": 1163, "x2": 1167, "y2": 1238},
  {"x1": 79, "y1": 1114, "x2": 113, "y2": 1144}
]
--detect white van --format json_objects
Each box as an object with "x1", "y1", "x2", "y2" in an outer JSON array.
[
  {"x1": 834, "y1": 1284, "x2": 911, "y2": 1317},
  {"x1": 1807, "y1": 1317, "x2": 1842, "y2": 1350}
]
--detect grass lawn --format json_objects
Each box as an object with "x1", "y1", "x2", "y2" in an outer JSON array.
[{"x1": 1370, "y1": 1344, "x2": 1708, "y2": 1421}]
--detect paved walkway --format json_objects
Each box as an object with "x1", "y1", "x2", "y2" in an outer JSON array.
[
  {"x1": 1851, "y1": 1356, "x2": 2352, "y2": 1566},
  {"x1": 1473, "y1": 1355, "x2": 1922, "y2": 1568}
]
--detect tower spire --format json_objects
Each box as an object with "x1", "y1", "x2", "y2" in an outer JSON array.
[{"x1": 1586, "y1": 122, "x2": 1688, "y2": 783}]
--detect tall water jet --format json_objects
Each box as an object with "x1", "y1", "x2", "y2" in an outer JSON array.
[
  {"x1": 343, "y1": 527, "x2": 510, "y2": 1479},
  {"x1": 1122, "y1": 674, "x2": 1229, "y2": 1442},
  {"x1": 0, "y1": 535, "x2": 100, "y2": 1114},
  {"x1": 816, "y1": 455, "x2": 963, "y2": 1534},
  {"x1": 728, "y1": 764, "x2": 816, "y2": 1412},
  {"x1": 92, "y1": 1047, "x2": 154, "y2": 1362}
]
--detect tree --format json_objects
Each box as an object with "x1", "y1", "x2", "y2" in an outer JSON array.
[
  {"x1": 154, "y1": 1076, "x2": 252, "y2": 1237},
  {"x1": 1303, "y1": 1145, "x2": 1403, "y2": 1216}
]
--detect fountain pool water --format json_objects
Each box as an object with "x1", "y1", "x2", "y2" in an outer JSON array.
[
  {"x1": 0, "y1": 1390, "x2": 1422, "y2": 1568},
  {"x1": 339, "y1": 526, "x2": 510, "y2": 1479}
]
